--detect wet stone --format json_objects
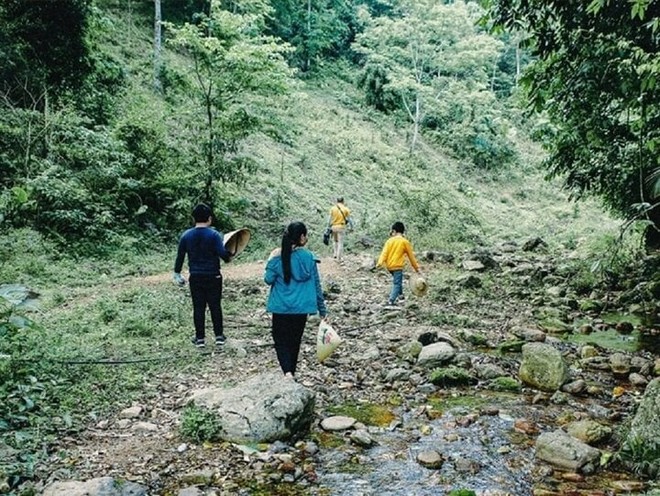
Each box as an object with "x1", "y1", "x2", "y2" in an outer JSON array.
[
  {"x1": 416, "y1": 450, "x2": 444, "y2": 469},
  {"x1": 629, "y1": 372, "x2": 648, "y2": 387},
  {"x1": 320, "y1": 416, "x2": 356, "y2": 431}
]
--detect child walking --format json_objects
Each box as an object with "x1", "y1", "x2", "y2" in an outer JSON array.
[{"x1": 376, "y1": 221, "x2": 421, "y2": 305}]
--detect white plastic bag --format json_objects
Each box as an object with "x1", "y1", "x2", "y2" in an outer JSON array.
[{"x1": 317, "y1": 321, "x2": 342, "y2": 362}]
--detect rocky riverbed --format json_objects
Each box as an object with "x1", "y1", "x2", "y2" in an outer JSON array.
[{"x1": 25, "y1": 240, "x2": 660, "y2": 496}]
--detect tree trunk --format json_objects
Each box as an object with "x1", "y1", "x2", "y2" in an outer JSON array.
[
  {"x1": 153, "y1": 0, "x2": 162, "y2": 92},
  {"x1": 410, "y1": 96, "x2": 420, "y2": 153},
  {"x1": 515, "y1": 40, "x2": 521, "y2": 86},
  {"x1": 306, "y1": 0, "x2": 311, "y2": 71}
]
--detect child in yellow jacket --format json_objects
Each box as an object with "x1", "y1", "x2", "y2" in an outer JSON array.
[{"x1": 376, "y1": 221, "x2": 421, "y2": 305}]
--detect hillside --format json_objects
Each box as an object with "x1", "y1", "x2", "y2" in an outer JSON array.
[
  {"x1": 6, "y1": 2, "x2": 658, "y2": 495},
  {"x1": 201, "y1": 73, "x2": 620, "y2": 259},
  {"x1": 91, "y1": 1, "x2": 621, "y2": 257}
]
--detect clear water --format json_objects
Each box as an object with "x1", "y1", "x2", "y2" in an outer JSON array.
[{"x1": 317, "y1": 409, "x2": 534, "y2": 496}]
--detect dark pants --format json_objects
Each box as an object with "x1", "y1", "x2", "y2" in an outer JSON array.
[
  {"x1": 271, "y1": 313, "x2": 308, "y2": 375},
  {"x1": 189, "y1": 274, "x2": 223, "y2": 341}
]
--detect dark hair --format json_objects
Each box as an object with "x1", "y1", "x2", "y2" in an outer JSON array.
[
  {"x1": 336, "y1": 196, "x2": 344, "y2": 203},
  {"x1": 391, "y1": 221, "x2": 405, "y2": 234},
  {"x1": 192, "y1": 203, "x2": 213, "y2": 223},
  {"x1": 281, "y1": 222, "x2": 307, "y2": 284}
]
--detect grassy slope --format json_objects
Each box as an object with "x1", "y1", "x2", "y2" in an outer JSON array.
[
  {"x1": 233, "y1": 74, "x2": 618, "y2": 259},
  {"x1": 93, "y1": 3, "x2": 619, "y2": 259}
]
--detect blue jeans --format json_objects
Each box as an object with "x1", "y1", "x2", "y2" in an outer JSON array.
[{"x1": 389, "y1": 270, "x2": 403, "y2": 303}]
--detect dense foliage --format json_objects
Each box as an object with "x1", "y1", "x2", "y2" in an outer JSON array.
[
  {"x1": 488, "y1": 0, "x2": 660, "y2": 246},
  {"x1": 354, "y1": 0, "x2": 517, "y2": 165},
  {"x1": 0, "y1": 0, "x2": 524, "y2": 249}
]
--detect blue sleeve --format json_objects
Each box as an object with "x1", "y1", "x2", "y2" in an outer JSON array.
[
  {"x1": 264, "y1": 258, "x2": 278, "y2": 285},
  {"x1": 174, "y1": 235, "x2": 186, "y2": 273},
  {"x1": 215, "y1": 231, "x2": 231, "y2": 262},
  {"x1": 312, "y1": 259, "x2": 327, "y2": 317}
]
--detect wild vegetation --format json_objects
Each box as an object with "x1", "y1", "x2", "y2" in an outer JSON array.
[{"x1": 0, "y1": 0, "x2": 659, "y2": 493}]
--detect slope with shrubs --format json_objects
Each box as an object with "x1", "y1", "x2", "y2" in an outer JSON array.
[{"x1": 0, "y1": 2, "x2": 629, "y2": 492}]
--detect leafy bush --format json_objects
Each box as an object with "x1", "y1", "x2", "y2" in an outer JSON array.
[
  {"x1": 179, "y1": 405, "x2": 224, "y2": 443},
  {"x1": 488, "y1": 376, "x2": 521, "y2": 393},
  {"x1": 616, "y1": 435, "x2": 660, "y2": 479},
  {"x1": 429, "y1": 366, "x2": 474, "y2": 387}
]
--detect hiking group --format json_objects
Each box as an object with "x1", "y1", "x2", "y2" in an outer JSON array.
[{"x1": 173, "y1": 200, "x2": 423, "y2": 378}]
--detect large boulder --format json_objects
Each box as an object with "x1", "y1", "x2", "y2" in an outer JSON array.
[
  {"x1": 416, "y1": 342, "x2": 456, "y2": 368},
  {"x1": 188, "y1": 371, "x2": 315, "y2": 443},
  {"x1": 623, "y1": 378, "x2": 660, "y2": 456},
  {"x1": 535, "y1": 430, "x2": 601, "y2": 473},
  {"x1": 518, "y1": 342, "x2": 569, "y2": 392}
]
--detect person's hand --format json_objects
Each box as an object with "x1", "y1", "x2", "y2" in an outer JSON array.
[
  {"x1": 268, "y1": 248, "x2": 281, "y2": 261},
  {"x1": 172, "y1": 272, "x2": 186, "y2": 286}
]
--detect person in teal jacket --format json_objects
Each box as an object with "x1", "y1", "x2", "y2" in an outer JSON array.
[{"x1": 265, "y1": 221, "x2": 327, "y2": 378}]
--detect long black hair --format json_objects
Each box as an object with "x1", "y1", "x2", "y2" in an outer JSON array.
[{"x1": 281, "y1": 222, "x2": 307, "y2": 284}]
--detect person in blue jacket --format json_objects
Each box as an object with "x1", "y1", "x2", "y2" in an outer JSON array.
[
  {"x1": 173, "y1": 203, "x2": 233, "y2": 348},
  {"x1": 265, "y1": 221, "x2": 328, "y2": 378}
]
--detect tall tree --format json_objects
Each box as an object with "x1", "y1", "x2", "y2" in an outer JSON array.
[
  {"x1": 354, "y1": 0, "x2": 503, "y2": 153},
  {"x1": 267, "y1": 0, "x2": 358, "y2": 71},
  {"x1": 0, "y1": 0, "x2": 92, "y2": 108},
  {"x1": 154, "y1": 0, "x2": 162, "y2": 92},
  {"x1": 488, "y1": 0, "x2": 660, "y2": 246},
  {"x1": 166, "y1": 4, "x2": 293, "y2": 202}
]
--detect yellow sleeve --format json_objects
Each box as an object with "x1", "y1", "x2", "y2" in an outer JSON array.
[
  {"x1": 376, "y1": 240, "x2": 390, "y2": 268},
  {"x1": 406, "y1": 240, "x2": 420, "y2": 271}
]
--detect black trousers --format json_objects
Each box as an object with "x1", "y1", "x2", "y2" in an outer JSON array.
[
  {"x1": 271, "y1": 313, "x2": 308, "y2": 375},
  {"x1": 189, "y1": 274, "x2": 223, "y2": 341}
]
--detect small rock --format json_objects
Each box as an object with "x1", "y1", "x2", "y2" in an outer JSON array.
[
  {"x1": 615, "y1": 321, "x2": 634, "y2": 334},
  {"x1": 629, "y1": 372, "x2": 648, "y2": 387},
  {"x1": 119, "y1": 405, "x2": 143, "y2": 419},
  {"x1": 320, "y1": 416, "x2": 356, "y2": 431},
  {"x1": 350, "y1": 429, "x2": 374, "y2": 447},
  {"x1": 132, "y1": 421, "x2": 158, "y2": 432},
  {"x1": 416, "y1": 450, "x2": 444, "y2": 469}
]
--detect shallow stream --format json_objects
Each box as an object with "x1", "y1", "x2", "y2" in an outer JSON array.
[{"x1": 317, "y1": 402, "x2": 535, "y2": 495}]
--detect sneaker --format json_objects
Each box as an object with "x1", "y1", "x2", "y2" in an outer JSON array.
[
  {"x1": 215, "y1": 334, "x2": 227, "y2": 346},
  {"x1": 192, "y1": 337, "x2": 205, "y2": 348}
]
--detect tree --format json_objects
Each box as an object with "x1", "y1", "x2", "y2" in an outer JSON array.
[
  {"x1": 0, "y1": 0, "x2": 92, "y2": 109},
  {"x1": 354, "y1": 0, "x2": 504, "y2": 154},
  {"x1": 266, "y1": 0, "x2": 358, "y2": 71},
  {"x1": 488, "y1": 0, "x2": 660, "y2": 247},
  {"x1": 166, "y1": 4, "x2": 293, "y2": 202},
  {"x1": 154, "y1": 0, "x2": 162, "y2": 92}
]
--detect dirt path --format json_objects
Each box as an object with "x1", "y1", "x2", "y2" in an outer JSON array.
[{"x1": 141, "y1": 255, "x2": 354, "y2": 285}]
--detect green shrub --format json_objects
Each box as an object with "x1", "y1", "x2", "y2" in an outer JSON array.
[
  {"x1": 616, "y1": 435, "x2": 660, "y2": 479},
  {"x1": 488, "y1": 376, "x2": 521, "y2": 393},
  {"x1": 429, "y1": 366, "x2": 473, "y2": 387},
  {"x1": 179, "y1": 405, "x2": 224, "y2": 443},
  {"x1": 448, "y1": 490, "x2": 477, "y2": 496}
]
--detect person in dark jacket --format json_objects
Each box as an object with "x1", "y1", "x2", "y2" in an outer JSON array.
[
  {"x1": 264, "y1": 221, "x2": 327, "y2": 378},
  {"x1": 173, "y1": 203, "x2": 232, "y2": 348}
]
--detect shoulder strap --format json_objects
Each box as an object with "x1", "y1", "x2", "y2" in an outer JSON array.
[{"x1": 336, "y1": 204, "x2": 347, "y2": 222}]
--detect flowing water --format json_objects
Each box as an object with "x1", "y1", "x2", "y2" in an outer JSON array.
[{"x1": 317, "y1": 405, "x2": 535, "y2": 496}]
